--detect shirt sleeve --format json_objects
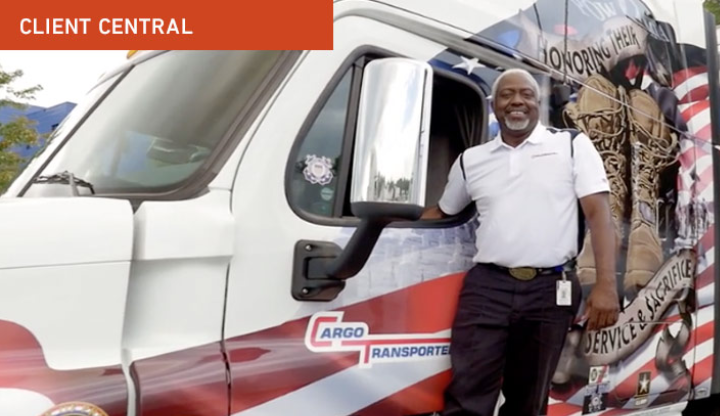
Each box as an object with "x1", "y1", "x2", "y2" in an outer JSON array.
[
  {"x1": 572, "y1": 133, "x2": 611, "y2": 198},
  {"x1": 437, "y1": 154, "x2": 472, "y2": 215}
]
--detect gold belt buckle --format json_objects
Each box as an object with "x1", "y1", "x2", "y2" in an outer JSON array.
[{"x1": 509, "y1": 267, "x2": 537, "y2": 281}]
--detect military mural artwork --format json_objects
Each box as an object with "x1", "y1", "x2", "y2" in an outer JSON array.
[{"x1": 477, "y1": 0, "x2": 713, "y2": 411}]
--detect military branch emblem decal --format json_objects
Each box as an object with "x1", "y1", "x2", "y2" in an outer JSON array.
[
  {"x1": 583, "y1": 366, "x2": 609, "y2": 414},
  {"x1": 40, "y1": 402, "x2": 110, "y2": 416},
  {"x1": 633, "y1": 370, "x2": 652, "y2": 406},
  {"x1": 637, "y1": 371, "x2": 651, "y2": 396},
  {"x1": 303, "y1": 154, "x2": 334, "y2": 185}
]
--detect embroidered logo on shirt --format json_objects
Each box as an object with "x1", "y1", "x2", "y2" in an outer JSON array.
[{"x1": 531, "y1": 152, "x2": 558, "y2": 159}]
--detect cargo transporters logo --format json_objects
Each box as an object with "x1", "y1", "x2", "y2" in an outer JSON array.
[{"x1": 305, "y1": 312, "x2": 450, "y2": 368}]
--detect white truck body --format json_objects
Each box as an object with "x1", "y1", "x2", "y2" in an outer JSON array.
[{"x1": 0, "y1": 1, "x2": 718, "y2": 415}]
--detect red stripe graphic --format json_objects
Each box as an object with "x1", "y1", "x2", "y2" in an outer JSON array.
[
  {"x1": 681, "y1": 100, "x2": 710, "y2": 121},
  {"x1": 697, "y1": 264, "x2": 714, "y2": 290},
  {"x1": 355, "y1": 371, "x2": 452, "y2": 414},
  {"x1": 0, "y1": 320, "x2": 128, "y2": 416},
  {"x1": 548, "y1": 402, "x2": 584, "y2": 416},
  {"x1": 227, "y1": 318, "x2": 359, "y2": 413},
  {"x1": 650, "y1": 375, "x2": 691, "y2": 407},
  {"x1": 700, "y1": 226, "x2": 714, "y2": 251},
  {"x1": 227, "y1": 272, "x2": 466, "y2": 414},
  {"x1": 0, "y1": 263, "x2": 711, "y2": 416},
  {"x1": 692, "y1": 123, "x2": 712, "y2": 140},
  {"x1": 130, "y1": 342, "x2": 228, "y2": 416},
  {"x1": 679, "y1": 85, "x2": 710, "y2": 105},
  {"x1": 673, "y1": 66, "x2": 707, "y2": 87}
]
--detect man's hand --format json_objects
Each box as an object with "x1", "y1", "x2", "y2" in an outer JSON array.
[
  {"x1": 421, "y1": 206, "x2": 449, "y2": 220},
  {"x1": 579, "y1": 192, "x2": 620, "y2": 331},
  {"x1": 584, "y1": 279, "x2": 620, "y2": 330}
]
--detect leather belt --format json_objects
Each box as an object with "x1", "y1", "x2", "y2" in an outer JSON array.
[{"x1": 482, "y1": 261, "x2": 575, "y2": 281}]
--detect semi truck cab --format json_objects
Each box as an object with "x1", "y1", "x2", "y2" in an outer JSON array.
[{"x1": 1, "y1": 1, "x2": 720, "y2": 415}]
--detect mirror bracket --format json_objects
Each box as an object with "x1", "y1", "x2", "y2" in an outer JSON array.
[
  {"x1": 291, "y1": 240, "x2": 345, "y2": 301},
  {"x1": 291, "y1": 203, "x2": 423, "y2": 301}
]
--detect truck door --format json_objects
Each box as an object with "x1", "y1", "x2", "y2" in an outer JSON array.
[
  {"x1": 91, "y1": 50, "x2": 294, "y2": 416},
  {"x1": 222, "y1": 6, "x2": 539, "y2": 415}
]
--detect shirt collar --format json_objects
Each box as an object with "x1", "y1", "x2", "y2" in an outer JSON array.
[{"x1": 489, "y1": 122, "x2": 545, "y2": 152}]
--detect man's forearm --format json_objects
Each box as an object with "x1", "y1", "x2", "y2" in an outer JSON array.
[
  {"x1": 582, "y1": 193, "x2": 617, "y2": 288},
  {"x1": 580, "y1": 192, "x2": 621, "y2": 329},
  {"x1": 589, "y1": 212, "x2": 616, "y2": 287}
]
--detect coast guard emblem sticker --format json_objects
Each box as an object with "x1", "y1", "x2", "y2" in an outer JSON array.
[{"x1": 303, "y1": 155, "x2": 334, "y2": 185}]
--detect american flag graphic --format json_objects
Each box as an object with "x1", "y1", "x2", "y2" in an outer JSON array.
[
  {"x1": 539, "y1": 65, "x2": 717, "y2": 416},
  {"x1": 670, "y1": 62, "x2": 715, "y2": 396}
]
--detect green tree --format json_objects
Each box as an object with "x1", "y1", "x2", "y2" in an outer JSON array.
[
  {"x1": 0, "y1": 64, "x2": 43, "y2": 192},
  {"x1": 705, "y1": 0, "x2": 720, "y2": 23}
]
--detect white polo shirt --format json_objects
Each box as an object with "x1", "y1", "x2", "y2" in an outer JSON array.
[{"x1": 438, "y1": 122, "x2": 610, "y2": 268}]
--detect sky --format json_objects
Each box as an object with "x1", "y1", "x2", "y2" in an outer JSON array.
[{"x1": 0, "y1": 50, "x2": 129, "y2": 108}]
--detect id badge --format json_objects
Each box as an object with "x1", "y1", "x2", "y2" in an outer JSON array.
[{"x1": 557, "y1": 280, "x2": 572, "y2": 306}]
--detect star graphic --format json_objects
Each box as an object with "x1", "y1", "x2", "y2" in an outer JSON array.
[
  {"x1": 452, "y1": 56, "x2": 482, "y2": 75},
  {"x1": 638, "y1": 373, "x2": 650, "y2": 394}
]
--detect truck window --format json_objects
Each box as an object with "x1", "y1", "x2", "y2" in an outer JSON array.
[
  {"x1": 27, "y1": 50, "x2": 287, "y2": 196},
  {"x1": 288, "y1": 70, "x2": 352, "y2": 217},
  {"x1": 287, "y1": 54, "x2": 490, "y2": 223}
]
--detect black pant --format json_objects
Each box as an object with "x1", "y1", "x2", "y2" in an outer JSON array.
[{"x1": 442, "y1": 263, "x2": 582, "y2": 416}]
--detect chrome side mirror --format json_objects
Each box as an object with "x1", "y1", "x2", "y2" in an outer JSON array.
[
  {"x1": 325, "y1": 58, "x2": 433, "y2": 279},
  {"x1": 350, "y1": 58, "x2": 432, "y2": 218},
  {"x1": 293, "y1": 57, "x2": 435, "y2": 301}
]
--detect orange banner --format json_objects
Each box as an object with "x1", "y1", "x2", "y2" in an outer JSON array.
[{"x1": 0, "y1": 0, "x2": 332, "y2": 49}]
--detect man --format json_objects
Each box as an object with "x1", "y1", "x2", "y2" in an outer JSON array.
[{"x1": 423, "y1": 68, "x2": 620, "y2": 416}]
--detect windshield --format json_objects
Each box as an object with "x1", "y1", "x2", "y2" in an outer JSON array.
[
  {"x1": 3, "y1": 73, "x2": 121, "y2": 197},
  {"x1": 25, "y1": 50, "x2": 285, "y2": 195}
]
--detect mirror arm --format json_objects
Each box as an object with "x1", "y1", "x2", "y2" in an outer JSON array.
[
  {"x1": 325, "y1": 203, "x2": 423, "y2": 280},
  {"x1": 324, "y1": 217, "x2": 391, "y2": 280}
]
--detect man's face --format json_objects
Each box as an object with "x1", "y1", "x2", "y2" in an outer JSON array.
[{"x1": 493, "y1": 73, "x2": 540, "y2": 136}]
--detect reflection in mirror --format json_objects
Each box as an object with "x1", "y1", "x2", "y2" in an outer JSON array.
[{"x1": 350, "y1": 58, "x2": 433, "y2": 212}]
